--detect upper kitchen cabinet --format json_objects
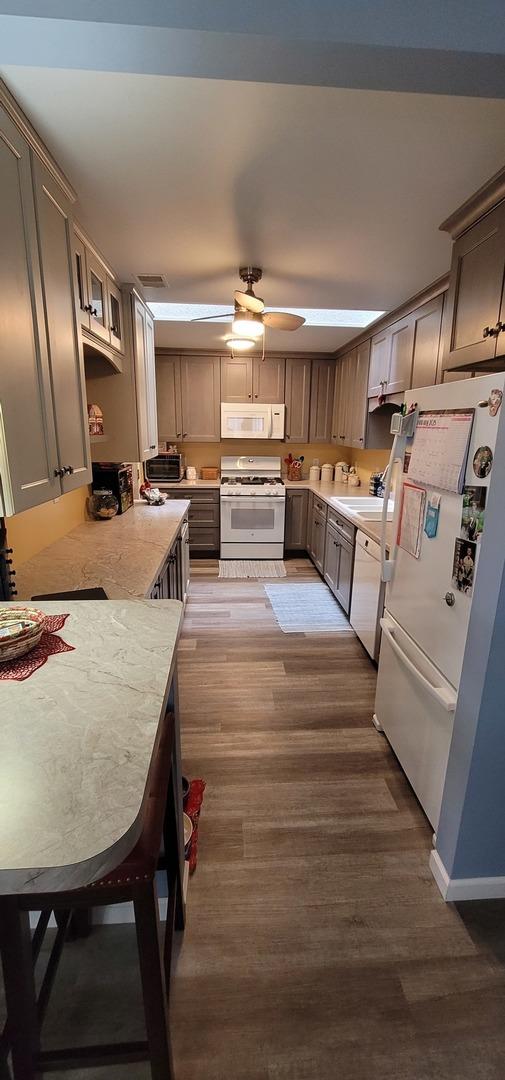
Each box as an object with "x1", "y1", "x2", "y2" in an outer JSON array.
[
  {"x1": 156, "y1": 353, "x2": 180, "y2": 440},
  {"x1": 332, "y1": 352, "x2": 353, "y2": 447},
  {"x1": 350, "y1": 339, "x2": 370, "y2": 448},
  {"x1": 221, "y1": 355, "x2": 285, "y2": 404},
  {"x1": 0, "y1": 93, "x2": 91, "y2": 515},
  {"x1": 84, "y1": 287, "x2": 159, "y2": 463},
  {"x1": 179, "y1": 355, "x2": 221, "y2": 441},
  {"x1": 285, "y1": 357, "x2": 311, "y2": 442},
  {"x1": 73, "y1": 225, "x2": 125, "y2": 367},
  {"x1": 369, "y1": 315, "x2": 413, "y2": 399},
  {"x1": 252, "y1": 357, "x2": 285, "y2": 403},
  {"x1": 368, "y1": 328, "x2": 390, "y2": 399},
  {"x1": 411, "y1": 294, "x2": 444, "y2": 388},
  {"x1": 221, "y1": 356, "x2": 253, "y2": 402},
  {"x1": 156, "y1": 353, "x2": 221, "y2": 443},
  {"x1": 309, "y1": 357, "x2": 335, "y2": 442},
  {"x1": 440, "y1": 199, "x2": 505, "y2": 373},
  {"x1": 31, "y1": 157, "x2": 91, "y2": 493},
  {"x1": 332, "y1": 341, "x2": 369, "y2": 449},
  {"x1": 132, "y1": 291, "x2": 158, "y2": 458}
]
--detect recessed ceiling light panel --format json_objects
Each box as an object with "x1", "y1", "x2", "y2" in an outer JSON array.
[{"x1": 148, "y1": 303, "x2": 385, "y2": 327}]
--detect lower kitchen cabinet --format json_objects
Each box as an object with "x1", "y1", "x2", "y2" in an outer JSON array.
[
  {"x1": 310, "y1": 508, "x2": 326, "y2": 574},
  {"x1": 163, "y1": 489, "x2": 220, "y2": 553},
  {"x1": 323, "y1": 512, "x2": 356, "y2": 615},
  {"x1": 150, "y1": 517, "x2": 190, "y2": 602},
  {"x1": 284, "y1": 488, "x2": 308, "y2": 550}
]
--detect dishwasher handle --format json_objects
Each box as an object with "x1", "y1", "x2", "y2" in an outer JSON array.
[{"x1": 380, "y1": 618, "x2": 457, "y2": 713}]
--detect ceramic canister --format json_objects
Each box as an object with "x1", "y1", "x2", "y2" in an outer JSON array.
[
  {"x1": 309, "y1": 465, "x2": 321, "y2": 483},
  {"x1": 321, "y1": 464, "x2": 334, "y2": 483}
]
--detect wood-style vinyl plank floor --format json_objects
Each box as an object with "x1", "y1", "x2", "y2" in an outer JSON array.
[{"x1": 5, "y1": 558, "x2": 505, "y2": 1079}]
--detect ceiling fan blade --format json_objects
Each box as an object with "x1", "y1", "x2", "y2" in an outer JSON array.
[
  {"x1": 190, "y1": 312, "x2": 233, "y2": 322},
  {"x1": 262, "y1": 312, "x2": 305, "y2": 331},
  {"x1": 234, "y1": 290, "x2": 264, "y2": 314}
]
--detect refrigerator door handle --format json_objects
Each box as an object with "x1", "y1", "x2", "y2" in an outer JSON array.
[
  {"x1": 381, "y1": 434, "x2": 401, "y2": 583},
  {"x1": 380, "y1": 618, "x2": 457, "y2": 713}
]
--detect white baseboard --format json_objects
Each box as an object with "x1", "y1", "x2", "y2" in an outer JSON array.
[{"x1": 430, "y1": 849, "x2": 505, "y2": 901}]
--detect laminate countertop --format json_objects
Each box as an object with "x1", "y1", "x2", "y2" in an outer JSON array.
[
  {"x1": 0, "y1": 599, "x2": 183, "y2": 894},
  {"x1": 15, "y1": 499, "x2": 190, "y2": 602}
]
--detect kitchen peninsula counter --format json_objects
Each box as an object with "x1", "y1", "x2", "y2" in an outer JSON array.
[
  {"x1": 0, "y1": 599, "x2": 184, "y2": 894},
  {"x1": 14, "y1": 499, "x2": 190, "y2": 601}
]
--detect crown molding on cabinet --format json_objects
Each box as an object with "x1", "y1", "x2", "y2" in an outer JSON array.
[
  {"x1": 0, "y1": 78, "x2": 77, "y2": 204},
  {"x1": 332, "y1": 273, "x2": 450, "y2": 361},
  {"x1": 155, "y1": 347, "x2": 335, "y2": 360},
  {"x1": 439, "y1": 165, "x2": 505, "y2": 239},
  {"x1": 73, "y1": 220, "x2": 119, "y2": 282}
]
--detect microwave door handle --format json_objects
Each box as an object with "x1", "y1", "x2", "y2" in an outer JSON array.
[{"x1": 268, "y1": 407, "x2": 272, "y2": 439}]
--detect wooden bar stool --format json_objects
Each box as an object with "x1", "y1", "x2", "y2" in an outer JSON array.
[{"x1": 0, "y1": 709, "x2": 181, "y2": 1080}]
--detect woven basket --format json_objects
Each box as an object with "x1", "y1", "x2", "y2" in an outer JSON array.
[{"x1": 0, "y1": 607, "x2": 45, "y2": 663}]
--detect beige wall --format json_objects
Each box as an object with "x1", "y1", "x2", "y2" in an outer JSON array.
[
  {"x1": 6, "y1": 485, "x2": 90, "y2": 567},
  {"x1": 174, "y1": 441, "x2": 390, "y2": 486}
]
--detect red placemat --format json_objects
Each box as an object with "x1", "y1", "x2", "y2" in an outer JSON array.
[
  {"x1": 184, "y1": 779, "x2": 206, "y2": 874},
  {"x1": 0, "y1": 613, "x2": 74, "y2": 681}
]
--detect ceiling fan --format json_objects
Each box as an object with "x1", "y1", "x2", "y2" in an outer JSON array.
[{"x1": 192, "y1": 268, "x2": 305, "y2": 349}]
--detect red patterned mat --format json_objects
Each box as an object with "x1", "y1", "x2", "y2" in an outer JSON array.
[
  {"x1": 184, "y1": 779, "x2": 206, "y2": 874},
  {"x1": 0, "y1": 613, "x2": 74, "y2": 681}
]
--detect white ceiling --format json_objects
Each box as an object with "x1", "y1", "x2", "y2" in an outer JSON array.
[{"x1": 3, "y1": 65, "x2": 505, "y2": 352}]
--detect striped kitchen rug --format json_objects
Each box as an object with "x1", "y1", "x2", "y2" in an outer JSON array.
[
  {"x1": 218, "y1": 560, "x2": 287, "y2": 579},
  {"x1": 264, "y1": 582, "x2": 351, "y2": 633}
]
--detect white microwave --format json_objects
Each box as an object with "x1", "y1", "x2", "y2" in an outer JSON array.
[{"x1": 221, "y1": 403, "x2": 285, "y2": 440}]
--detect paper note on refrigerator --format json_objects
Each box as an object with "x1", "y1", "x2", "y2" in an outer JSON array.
[
  {"x1": 407, "y1": 409, "x2": 475, "y2": 494},
  {"x1": 398, "y1": 482, "x2": 426, "y2": 559}
]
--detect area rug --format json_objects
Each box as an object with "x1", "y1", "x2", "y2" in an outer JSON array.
[
  {"x1": 264, "y1": 582, "x2": 352, "y2": 633},
  {"x1": 218, "y1": 560, "x2": 287, "y2": 579}
]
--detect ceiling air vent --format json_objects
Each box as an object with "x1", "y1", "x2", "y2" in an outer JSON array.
[{"x1": 136, "y1": 274, "x2": 168, "y2": 288}]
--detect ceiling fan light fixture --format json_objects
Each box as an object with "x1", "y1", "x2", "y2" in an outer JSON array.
[
  {"x1": 226, "y1": 337, "x2": 255, "y2": 351},
  {"x1": 232, "y1": 313, "x2": 264, "y2": 339}
]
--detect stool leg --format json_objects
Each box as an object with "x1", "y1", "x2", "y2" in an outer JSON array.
[
  {"x1": 133, "y1": 882, "x2": 175, "y2": 1080},
  {"x1": 0, "y1": 899, "x2": 39, "y2": 1080}
]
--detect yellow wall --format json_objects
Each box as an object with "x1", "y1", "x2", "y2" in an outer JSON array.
[
  {"x1": 5, "y1": 485, "x2": 90, "y2": 567},
  {"x1": 176, "y1": 441, "x2": 390, "y2": 486}
]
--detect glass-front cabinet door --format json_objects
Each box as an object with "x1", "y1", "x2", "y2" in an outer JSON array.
[
  {"x1": 107, "y1": 278, "x2": 124, "y2": 354},
  {"x1": 85, "y1": 250, "x2": 109, "y2": 344}
]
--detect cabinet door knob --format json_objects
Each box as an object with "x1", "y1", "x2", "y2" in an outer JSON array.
[
  {"x1": 84, "y1": 304, "x2": 92, "y2": 314},
  {"x1": 483, "y1": 324, "x2": 502, "y2": 338},
  {"x1": 176, "y1": 433, "x2": 181, "y2": 438},
  {"x1": 110, "y1": 324, "x2": 118, "y2": 334},
  {"x1": 63, "y1": 465, "x2": 74, "y2": 475},
  {"x1": 54, "y1": 467, "x2": 64, "y2": 478}
]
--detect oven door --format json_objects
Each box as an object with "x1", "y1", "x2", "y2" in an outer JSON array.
[{"x1": 220, "y1": 496, "x2": 285, "y2": 544}]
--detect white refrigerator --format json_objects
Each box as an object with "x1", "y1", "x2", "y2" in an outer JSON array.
[{"x1": 374, "y1": 372, "x2": 505, "y2": 829}]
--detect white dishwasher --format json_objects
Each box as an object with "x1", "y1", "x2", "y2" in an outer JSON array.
[{"x1": 349, "y1": 530, "x2": 385, "y2": 662}]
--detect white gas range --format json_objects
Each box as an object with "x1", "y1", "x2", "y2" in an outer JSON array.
[{"x1": 220, "y1": 456, "x2": 286, "y2": 559}]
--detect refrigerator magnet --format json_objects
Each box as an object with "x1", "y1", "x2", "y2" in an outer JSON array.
[
  {"x1": 424, "y1": 493, "x2": 440, "y2": 538},
  {"x1": 452, "y1": 537, "x2": 476, "y2": 598},
  {"x1": 473, "y1": 445, "x2": 493, "y2": 479},
  {"x1": 460, "y1": 486, "x2": 487, "y2": 545},
  {"x1": 489, "y1": 389, "x2": 503, "y2": 417}
]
